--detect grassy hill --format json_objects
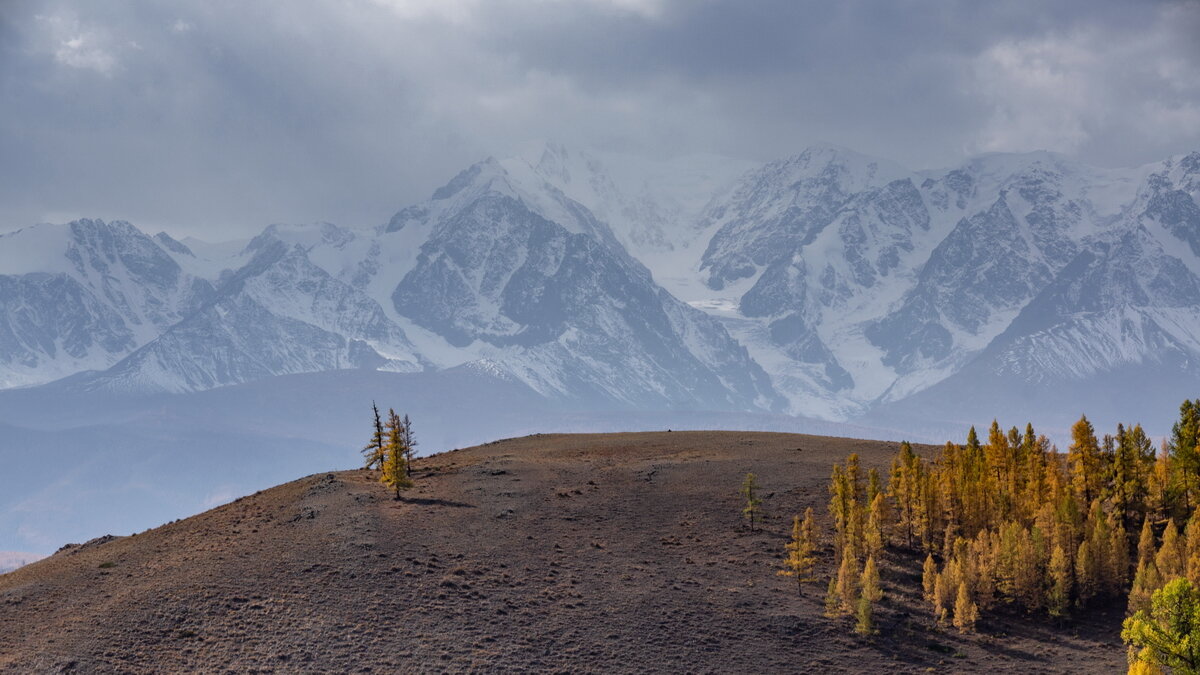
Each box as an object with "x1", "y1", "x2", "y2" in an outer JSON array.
[{"x1": 0, "y1": 432, "x2": 1125, "y2": 673}]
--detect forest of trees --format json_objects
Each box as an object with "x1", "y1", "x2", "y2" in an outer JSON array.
[
  {"x1": 362, "y1": 402, "x2": 417, "y2": 498},
  {"x1": 773, "y1": 400, "x2": 1200, "y2": 670}
]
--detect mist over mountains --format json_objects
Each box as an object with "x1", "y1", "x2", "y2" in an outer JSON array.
[{"x1": 2, "y1": 141, "x2": 1198, "y2": 552}]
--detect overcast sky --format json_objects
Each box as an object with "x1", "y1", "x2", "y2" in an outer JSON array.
[{"x1": 2, "y1": 0, "x2": 1198, "y2": 239}]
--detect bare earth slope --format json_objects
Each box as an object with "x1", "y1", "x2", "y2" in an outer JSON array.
[{"x1": 0, "y1": 432, "x2": 1124, "y2": 673}]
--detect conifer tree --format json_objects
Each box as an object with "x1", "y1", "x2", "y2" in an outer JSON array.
[
  {"x1": 932, "y1": 570, "x2": 952, "y2": 625},
  {"x1": 917, "y1": 472, "x2": 939, "y2": 551},
  {"x1": 814, "y1": 403, "x2": 1200, "y2": 633},
  {"x1": 855, "y1": 553, "x2": 882, "y2": 637},
  {"x1": 1113, "y1": 424, "x2": 1147, "y2": 528},
  {"x1": 1139, "y1": 517, "x2": 1158, "y2": 568},
  {"x1": 847, "y1": 453, "x2": 865, "y2": 506},
  {"x1": 381, "y1": 409, "x2": 414, "y2": 499},
  {"x1": 846, "y1": 454, "x2": 866, "y2": 557},
  {"x1": 741, "y1": 473, "x2": 763, "y2": 532},
  {"x1": 867, "y1": 467, "x2": 882, "y2": 506},
  {"x1": 1130, "y1": 560, "x2": 1164, "y2": 615},
  {"x1": 847, "y1": 498, "x2": 867, "y2": 561},
  {"x1": 1150, "y1": 447, "x2": 1175, "y2": 523},
  {"x1": 1082, "y1": 499, "x2": 1114, "y2": 597},
  {"x1": 836, "y1": 547, "x2": 860, "y2": 615},
  {"x1": 1157, "y1": 520, "x2": 1185, "y2": 582},
  {"x1": 984, "y1": 420, "x2": 1012, "y2": 517},
  {"x1": 1075, "y1": 539, "x2": 1099, "y2": 606},
  {"x1": 922, "y1": 553, "x2": 938, "y2": 602},
  {"x1": 1128, "y1": 648, "x2": 1167, "y2": 675},
  {"x1": 996, "y1": 520, "x2": 1039, "y2": 610},
  {"x1": 889, "y1": 441, "x2": 921, "y2": 548},
  {"x1": 866, "y1": 492, "x2": 887, "y2": 557},
  {"x1": 859, "y1": 590, "x2": 878, "y2": 634},
  {"x1": 939, "y1": 555, "x2": 965, "y2": 620},
  {"x1": 968, "y1": 534, "x2": 995, "y2": 610},
  {"x1": 1020, "y1": 426, "x2": 1049, "y2": 511},
  {"x1": 1047, "y1": 544, "x2": 1072, "y2": 618},
  {"x1": 1068, "y1": 415, "x2": 1103, "y2": 507},
  {"x1": 829, "y1": 464, "x2": 851, "y2": 555},
  {"x1": 779, "y1": 509, "x2": 818, "y2": 594},
  {"x1": 1123, "y1": 578, "x2": 1200, "y2": 674},
  {"x1": 1184, "y1": 512, "x2": 1200, "y2": 585},
  {"x1": 401, "y1": 413, "x2": 417, "y2": 477},
  {"x1": 861, "y1": 555, "x2": 883, "y2": 603},
  {"x1": 1110, "y1": 516, "x2": 1131, "y2": 596},
  {"x1": 362, "y1": 402, "x2": 386, "y2": 470},
  {"x1": 855, "y1": 593, "x2": 876, "y2": 636},
  {"x1": 824, "y1": 577, "x2": 842, "y2": 617},
  {"x1": 953, "y1": 581, "x2": 979, "y2": 634},
  {"x1": 1169, "y1": 401, "x2": 1200, "y2": 514}
]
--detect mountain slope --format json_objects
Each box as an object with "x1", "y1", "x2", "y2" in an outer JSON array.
[
  {"x1": 384, "y1": 159, "x2": 782, "y2": 410},
  {"x1": 0, "y1": 219, "x2": 213, "y2": 388},
  {"x1": 0, "y1": 432, "x2": 1123, "y2": 673},
  {"x1": 688, "y1": 147, "x2": 1190, "y2": 421},
  {"x1": 871, "y1": 155, "x2": 1200, "y2": 431},
  {"x1": 81, "y1": 229, "x2": 423, "y2": 393}
]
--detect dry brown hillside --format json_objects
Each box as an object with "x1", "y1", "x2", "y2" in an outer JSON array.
[{"x1": 0, "y1": 431, "x2": 1125, "y2": 673}]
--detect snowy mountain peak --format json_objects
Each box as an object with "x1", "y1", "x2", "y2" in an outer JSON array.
[
  {"x1": 778, "y1": 143, "x2": 912, "y2": 189},
  {"x1": 3, "y1": 146, "x2": 1199, "y2": 432}
]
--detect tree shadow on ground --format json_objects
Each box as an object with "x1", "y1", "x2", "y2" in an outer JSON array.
[{"x1": 399, "y1": 496, "x2": 476, "y2": 508}]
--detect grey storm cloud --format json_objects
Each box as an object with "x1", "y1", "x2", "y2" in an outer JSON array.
[{"x1": 0, "y1": 0, "x2": 1198, "y2": 238}]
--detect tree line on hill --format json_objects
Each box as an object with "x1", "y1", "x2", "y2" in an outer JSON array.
[{"x1": 753, "y1": 400, "x2": 1200, "y2": 672}]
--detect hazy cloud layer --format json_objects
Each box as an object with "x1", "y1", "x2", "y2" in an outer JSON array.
[{"x1": 1, "y1": 0, "x2": 1197, "y2": 238}]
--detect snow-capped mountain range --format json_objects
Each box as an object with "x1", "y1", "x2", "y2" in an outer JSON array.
[{"x1": 3, "y1": 142, "x2": 1198, "y2": 428}]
